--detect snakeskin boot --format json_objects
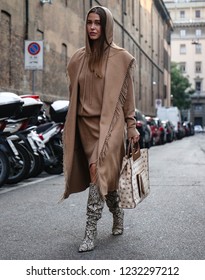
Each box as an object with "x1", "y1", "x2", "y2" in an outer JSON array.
[
  {"x1": 78, "y1": 183, "x2": 104, "y2": 252},
  {"x1": 106, "y1": 190, "x2": 124, "y2": 236}
]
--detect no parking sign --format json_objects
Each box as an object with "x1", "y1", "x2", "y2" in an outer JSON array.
[
  {"x1": 24, "y1": 40, "x2": 43, "y2": 70},
  {"x1": 155, "y1": 99, "x2": 162, "y2": 109}
]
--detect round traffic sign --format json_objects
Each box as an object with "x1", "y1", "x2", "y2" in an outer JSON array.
[{"x1": 28, "y1": 42, "x2": 41, "y2": 55}]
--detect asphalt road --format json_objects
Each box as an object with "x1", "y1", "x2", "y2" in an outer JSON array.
[{"x1": 0, "y1": 133, "x2": 205, "y2": 260}]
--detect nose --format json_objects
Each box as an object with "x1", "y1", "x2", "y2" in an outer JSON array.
[{"x1": 90, "y1": 23, "x2": 96, "y2": 29}]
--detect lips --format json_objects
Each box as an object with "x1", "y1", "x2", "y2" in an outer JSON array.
[{"x1": 90, "y1": 32, "x2": 97, "y2": 36}]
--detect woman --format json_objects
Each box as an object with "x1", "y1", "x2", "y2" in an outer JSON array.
[{"x1": 63, "y1": 6, "x2": 140, "y2": 252}]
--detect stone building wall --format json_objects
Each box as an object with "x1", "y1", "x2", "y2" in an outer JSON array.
[{"x1": 0, "y1": 0, "x2": 172, "y2": 116}]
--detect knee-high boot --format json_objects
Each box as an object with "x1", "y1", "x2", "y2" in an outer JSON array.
[
  {"x1": 106, "y1": 190, "x2": 124, "y2": 236},
  {"x1": 78, "y1": 183, "x2": 104, "y2": 252}
]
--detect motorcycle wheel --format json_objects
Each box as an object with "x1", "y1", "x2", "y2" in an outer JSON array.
[
  {"x1": 26, "y1": 150, "x2": 44, "y2": 178},
  {"x1": 0, "y1": 150, "x2": 10, "y2": 188},
  {"x1": 30, "y1": 152, "x2": 44, "y2": 178},
  {"x1": 44, "y1": 144, "x2": 63, "y2": 175},
  {"x1": 7, "y1": 142, "x2": 31, "y2": 184}
]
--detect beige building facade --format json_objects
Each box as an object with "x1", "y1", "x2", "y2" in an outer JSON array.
[
  {"x1": 0, "y1": 0, "x2": 172, "y2": 116},
  {"x1": 164, "y1": 0, "x2": 205, "y2": 126}
]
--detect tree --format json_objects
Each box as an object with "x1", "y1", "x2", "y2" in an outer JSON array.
[{"x1": 171, "y1": 62, "x2": 194, "y2": 109}]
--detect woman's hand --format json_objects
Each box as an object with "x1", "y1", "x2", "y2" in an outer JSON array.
[{"x1": 130, "y1": 133, "x2": 140, "y2": 144}]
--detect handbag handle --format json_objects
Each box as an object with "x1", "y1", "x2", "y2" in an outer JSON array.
[{"x1": 127, "y1": 140, "x2": 141, "y2": 161}]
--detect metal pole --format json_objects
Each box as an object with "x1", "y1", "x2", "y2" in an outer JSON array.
[{"x1": 32, "y1": 70, "x2": 35, "y2": 94}]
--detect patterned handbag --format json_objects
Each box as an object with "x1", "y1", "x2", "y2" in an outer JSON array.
[{"x1": 118, "y1": 141, "x2": 150, "y2": 209}]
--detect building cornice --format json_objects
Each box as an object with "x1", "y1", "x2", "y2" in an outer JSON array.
[
  {"x1": 174, "y1": 21, "x2": 205, "y2": 28},
  {"x1": 154, "y1": 0, "x2": 174, "y2": 30}
]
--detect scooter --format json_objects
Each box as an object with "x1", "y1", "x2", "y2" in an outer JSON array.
[
  {"x1": 0, "y1": 92, "x2": 31, "y2": 185},
  {"x1": 0, "y1": 117, "x2": 10, "y2": 187},
  {"x1": 35, "y1": 100, "x2": 69, "y2": 175},
  {"x1": 0, "y1": 92, "x2": 49, "y2": 185},
  {"x1": 10, "y1": 95, "x2": 44, "y2": 178}
]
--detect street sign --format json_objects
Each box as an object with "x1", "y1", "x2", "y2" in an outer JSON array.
[
  {"x1": 155, "y1": 99, "x2": 162, "y2": 109},
  {"x1": 24, "y1": 40, "x2": 43, "y2": 70}
]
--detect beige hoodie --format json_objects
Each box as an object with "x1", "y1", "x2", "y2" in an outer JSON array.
[{"x1": 78, "y1": 6, "x2": 114, "y2": 116}]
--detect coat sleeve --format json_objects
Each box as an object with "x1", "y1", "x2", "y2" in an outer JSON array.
[{"x1": 123, "y1": 70, "x2": 139, "y2": 139}]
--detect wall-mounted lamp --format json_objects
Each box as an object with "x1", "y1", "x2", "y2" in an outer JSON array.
[{"x1": 40, "y1": 0, "x2": 53, "y2": 4}]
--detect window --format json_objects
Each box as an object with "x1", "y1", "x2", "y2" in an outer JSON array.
[
  {"x1": 179, "y1": 62, "x2": 186, "y2": 73},
  {"x1": 195, "y1": 62, "x2": 202, "y2": 73},
  {"x1": 123, "y1": 0, "x2": 127, "y2": 15},
  {"x1": 180, "y1": 30, "x2": 186, "y2": 37},
  {"x1": 195, "y1": 81, "x2": 201, "y2": 92},
  {"x1": 194, "y1": 105, "x2": 202, "y2": 112},
  {"x1": 166, "y1": 29, "x2": 171, "y2": 45},
  {"x1": 196, "y1": 29, "x2": 201, "y2": 37},
  {"x1": 164, "y1": 85, "x2": 167, "y2": 99},
  {"x1": 195, "y1": 44, "x2": 202, "y2": 54},
  {"x1": 180, "y1": 44, "x2": 186, "y2": 54},
  {"x1": 180, "y1": 10, "x2": 185, "y2": 18},
  {"x1": 195, "y1": 10, "x2": 201, "y2": 18},
  {"x1": 164, "y1": 49, "x2": 169, "y2": 71},
  {"x1": 132, "y1": 0, "x2": 135, "y2": 25}
]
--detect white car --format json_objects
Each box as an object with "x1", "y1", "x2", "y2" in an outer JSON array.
[{"x1": 194, "y1": 125, "x2": 204, "y2": 133}]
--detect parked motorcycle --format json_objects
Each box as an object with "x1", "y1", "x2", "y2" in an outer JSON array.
[
  {"x1": 0, "y1": 92, "x2": 47, "y2": 185},
  {"x1": 35, "y1": 100, "x2": 69, "y2": 174},
  {"x1": 0, "y1": 92, "x2": 31, "y2": 185},
  {"x1": 0, "y1": 92, "x2": 69, "y2": 187},
  {"x1": 15, "y1": 95, "x2": 44, "y2": 178},
  {"x1": 0, "y1": 148, "x2": 9, "y2": 188}
]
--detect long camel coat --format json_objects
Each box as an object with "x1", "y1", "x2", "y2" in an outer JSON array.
[{"x1": 62, "y1": 6, "x2": 138, "y2": 199}]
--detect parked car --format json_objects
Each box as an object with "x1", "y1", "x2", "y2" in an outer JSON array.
[
  {"x1": 157, "y1": 106, "x2": 187, "y2": 140},
  {"x1": 162, "y1": 120, "x2": 175, "y2": 142},
  {"x1": 183, "y1": 121, "x2": 195, "y2": 136},
  {"x1": 194, "y1": 125, "x2": 204, "y2": 133},
  {"x1": 134, "y1": 109, "x2": 151, "y2": 148},
  {"x1": 153, "y1": 117, "x2": 167, "y2": 144},
  {"x1": 176, "y1": 121, "x2": 185, "y2": 139},
  {"x1": 157, "y1": 106, "x2": 181, "y2": 136},
  {"x1": 145, "y1": 116, "x2": 161, "y2": 145}
]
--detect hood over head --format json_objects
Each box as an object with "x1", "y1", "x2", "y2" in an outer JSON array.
[{"x1": 85, "y1": 6, "x2": 114, "y2": 54}]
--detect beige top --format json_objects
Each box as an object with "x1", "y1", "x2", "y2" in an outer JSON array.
[
  {"x1": 78, "y1": 54, "x2": 107, "y2": 117},
  {"x1": 77, "y1": 54, "x2": 107, "y2": 165}
]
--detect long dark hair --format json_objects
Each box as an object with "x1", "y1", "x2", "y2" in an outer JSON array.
[{"x1": 87, "y1": 7, "x2": 110, "y2": 77}]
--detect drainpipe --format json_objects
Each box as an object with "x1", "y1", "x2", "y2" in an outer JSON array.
[
  {"x1": 151, "y1": 2, "x2": 154, "y2": 107},
  {"x1": 139, "y1": 2, "x2": 141, "y2": 100},
  {"x1": 121, "y1": 0, "x2": 124, "y2": 47},
  {"x1": 25, "y1": 0, "x2": 29, "y2": 40}
]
